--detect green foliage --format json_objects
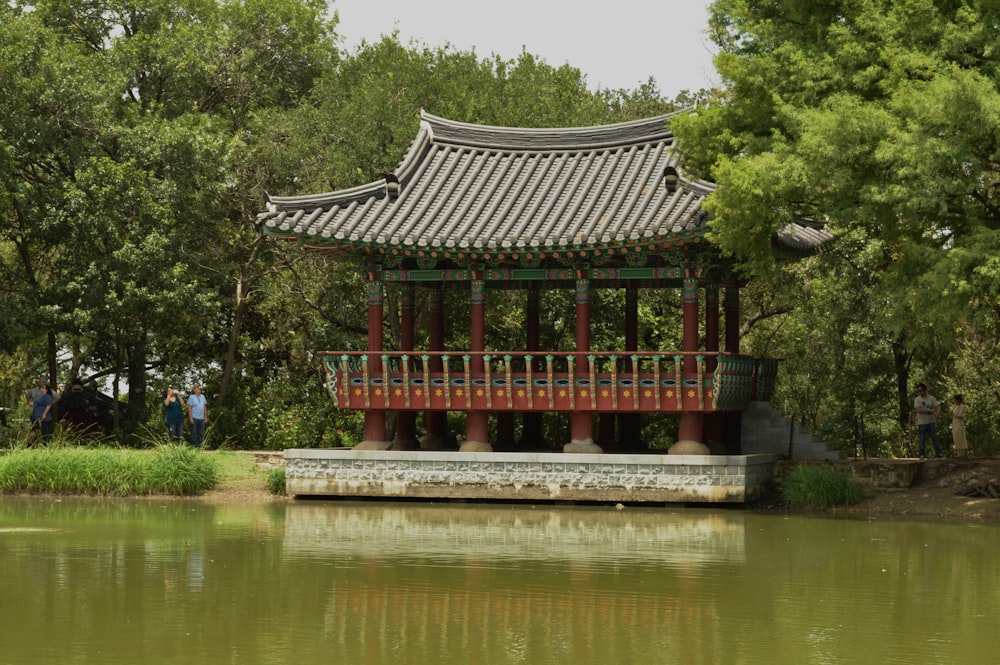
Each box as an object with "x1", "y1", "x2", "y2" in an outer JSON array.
[
  {"x1": 266, "y1": 467, "x2": 286, "y2": 495},
  {"x1": 781, "y1": 464, "x2": 867, "y2": 509},
  {"x1": 233, "y1": 377, "x2": 362, "y2": 450},
  {"x1": 667, "y1": 0, "x2": 1000, "y2": 456},
  {"x1": 0, "y1": 445, "x2": 217, "y2": 496},
  {"x1": 678, "y1": 0, "x2": 1000, "y2": 280},
  {"x1": 0, "y1": 0, "x2": 705, "y2": 453}
]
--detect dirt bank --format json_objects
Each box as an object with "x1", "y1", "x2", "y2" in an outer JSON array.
[{"x1": 796, "y1": 458, "x2": 1000, "y2": 522}]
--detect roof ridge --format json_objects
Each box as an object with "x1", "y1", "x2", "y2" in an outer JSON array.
[{"x1": 418, "y1": 109, "x2": 680, "y2": 152}]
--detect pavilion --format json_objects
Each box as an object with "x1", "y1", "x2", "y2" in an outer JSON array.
[{"x1": 257, "y1": 110, "x2": 830, "y2": 466}]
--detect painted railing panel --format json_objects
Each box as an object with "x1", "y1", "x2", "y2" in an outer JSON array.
[{"x1": 320, "y1": 351, "x2": 776, "y2": 414}]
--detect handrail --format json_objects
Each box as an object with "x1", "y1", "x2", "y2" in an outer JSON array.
[{"x1": 320, "y1": 351, "x2": 781, "y2": 414}]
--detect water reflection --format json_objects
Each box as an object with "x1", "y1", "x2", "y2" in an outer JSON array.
[
  {"x1": 1, "y1": 497, "x2": 999, "y2": 665},
  {"x1": 283, "y1": 502, "x2": 747, "y2": 565}
]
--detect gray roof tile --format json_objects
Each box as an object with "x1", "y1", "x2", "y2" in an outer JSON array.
[{"x1": 257, "y1": 110, "x2": 832, "y2": 262}]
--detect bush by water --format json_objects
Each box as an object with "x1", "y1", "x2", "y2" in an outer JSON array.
[{"x1": 781, "y1": 464, "x2": 867, "y2": 508}]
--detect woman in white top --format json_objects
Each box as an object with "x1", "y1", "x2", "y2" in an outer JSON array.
[{"x1": 951, "y1": 395, "x2": 968, "y2": 457}]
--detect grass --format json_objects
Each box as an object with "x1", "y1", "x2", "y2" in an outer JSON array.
[
  {"x1": 0, "y1": 445, "x2": 218, "y2": 496},
  {"x1": 781, "y1": 464, "x2": 867, "y2": 509}
]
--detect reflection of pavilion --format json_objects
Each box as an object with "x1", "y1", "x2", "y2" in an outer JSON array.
[
  {"x1": 259, "y1": 112, "x2": 830, "y2": 455},
  {"x1": 283, "y1": 503, "x2": 746, "y2": 663},
  {"x1": 283, "y1": 503, "x2": 746, "y2": 565}
]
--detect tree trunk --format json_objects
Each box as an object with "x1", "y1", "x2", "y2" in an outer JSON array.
[
  {"x1": 125, "y1": 330, "x2": 148, "y2": 435},
  {"x1": 892, "y1": 339, "x2": 911, "y2": 429},
  {"x1": 218, "y1": 232, "x2": 267, "y2": 404},
  {"x1": 219, "y1": 273, "x2": 250, "y2": 404},
  {"x1": 46, "y1": 332, "x2": 58, "y2": 388}
]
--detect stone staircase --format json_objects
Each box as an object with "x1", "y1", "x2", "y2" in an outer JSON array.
[{"x1": 741, "y1": 401, "x2": 844, "y2": 461}]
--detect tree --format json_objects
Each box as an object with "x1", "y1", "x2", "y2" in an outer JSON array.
[
  {"x1": 673, "y1": 0, "x2": 1000, "y2": 447},
  {"x1": 0, "y1": 4, "x2": 702, "y2": 446},
  {"x1": 0, "y1": 0, "x2": 337, "y2": 433},
  {"x1": 0, "y1": 5, "x2": 98, "y2": 382}
]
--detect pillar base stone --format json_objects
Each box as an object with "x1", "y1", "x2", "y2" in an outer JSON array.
[
  {"x1": 356, "y1": 440, "x2": 393, "y2": 451},
  {"x1": 391, "y1": 438, "x2": 420, "y2": 451},
  {"x1": 420, "y1": 433, "x2": 457, "y2": 451},
  {"x1": 669, "y1": 439, "x2": 711, "y2": 455},
  {"x1": 459, "y1": 440, "x2": 493, "y2": 453},
  {"x1": 563, "y1": 440, "x2": 604, "y2": 454}
]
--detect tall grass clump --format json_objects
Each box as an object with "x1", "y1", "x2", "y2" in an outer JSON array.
[
  {"x1": 266, "y1": 467, "x2": 286, "y2": 495},
  {"x1": 781, "y1": 464, "x2": 867, "y2": 508},
  {"x1": 146, "y1": 445, "x2": 219, "y2": 495},
  {"x1": 0, "y1": 445, "x2": 217, "y2": 496}
]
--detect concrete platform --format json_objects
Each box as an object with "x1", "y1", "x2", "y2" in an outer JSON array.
[{"x1": 283, "y1": 449, "x2": 781, "y2": 504}]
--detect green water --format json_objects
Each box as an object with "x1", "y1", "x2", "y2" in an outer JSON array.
[{"x1": 1, "y1": 497, "x2": 997, "y2": 665}]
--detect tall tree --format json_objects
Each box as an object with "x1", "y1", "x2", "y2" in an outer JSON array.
[
  {"x1": 673, "y1": 0, "x2": 1000, "y2": 438},
  {"x1": 0, "y1": 0, "x2": 337, "y2": 431}
]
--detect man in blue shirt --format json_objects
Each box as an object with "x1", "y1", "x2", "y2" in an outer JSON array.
[
  {"x1": 29, "y1": 383, "x2": 55, "y2": 445},
  {"x1": 187, "y1": 385, "x2": 208, "y2": 448}
]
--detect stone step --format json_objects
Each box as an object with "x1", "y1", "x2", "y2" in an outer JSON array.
[{"x1": 741, "y1": 401, "x2": 842, "y2": 461}]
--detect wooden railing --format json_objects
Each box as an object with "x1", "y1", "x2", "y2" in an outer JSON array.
[{"x1": 318, "y1": 351, "x2": 778, "y2": 414}]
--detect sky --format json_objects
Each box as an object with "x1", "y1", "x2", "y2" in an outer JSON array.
[{"x1": 329, "y1": 0, "x2": 719, "y2": 98}]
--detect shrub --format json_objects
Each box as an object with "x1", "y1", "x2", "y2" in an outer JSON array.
[
  {"x1": 781, "y1": 464, "x2": 867, "y2": 508},
  {"x1": 266, "y1": 467, "x2": 286, "y2": 495},
  {"x1": 238, "y1": 378, "x2": 363, "y2": 450}
]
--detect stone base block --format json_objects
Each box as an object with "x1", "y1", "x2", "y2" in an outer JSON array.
[
  {"x1": 355, "y1": 440, "x2": 393, "y2": 451},
  {"x1": 670, "y1": 440, "x2": 711, "y2": 455},
  {"x1": 284, "y1": 449, "x2": 780, "y2": 503}
]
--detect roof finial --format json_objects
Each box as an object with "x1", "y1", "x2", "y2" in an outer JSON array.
[
  {"x1": 385, "y1": 174, "x2": 401, "y2": 200},
  {"x1": 663, "y1": 166, "x2": 680, "y2": 194}
]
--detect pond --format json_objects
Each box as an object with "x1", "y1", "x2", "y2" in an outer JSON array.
[{"x1": 1, "y1": 497, "x2": 998, "y2": 664}]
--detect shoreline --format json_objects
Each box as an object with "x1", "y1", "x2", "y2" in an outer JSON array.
[
  {"x1": 200, "y1": 455, "x2": 1000, "y2": 523},
  {"x1": 5, "y1": 450, "x2": 999, "y2": 522},
  {"x1": 761, "y1": 457, "x2": 1000, "y2": 522}
]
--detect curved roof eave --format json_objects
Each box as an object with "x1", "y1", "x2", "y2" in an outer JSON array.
[
  {"x1": 265, "y1": 125, "x2": 436, "y2": 213},
  {"x1": 256, "y1": 111, "x2": 831, "y2": 260}
]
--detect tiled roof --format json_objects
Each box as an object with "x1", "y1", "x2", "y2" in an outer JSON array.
[
  {"x1": 257, "y1": 110, "x2": 831, "y2": 265},
  {"x1": 775, "y1": 219, "x2": 834, "y2": 254}
]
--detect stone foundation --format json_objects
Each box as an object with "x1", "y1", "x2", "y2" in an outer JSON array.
[{"x1": 283, "y1": 449, "x2": 780, "y2": 503}]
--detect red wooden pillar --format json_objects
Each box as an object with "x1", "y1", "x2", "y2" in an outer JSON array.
[
  {"x1": 565, "y1": 275, "x2": 601, "y2": 453},
  {"x1": 703, "y1": 286, "x2": 723, "y2": 449},
  {"x1": 393, "y1": 284, "x2": 418, "y2": 450},
  {"x1": 677, "y1": 274, "x2": 704, "y2": 445},
  {"x1": 521, "y1": 286, "x2": 543, "y2": 446},
  {"x1": 422, "y1": 288, "x2": 451, "y2": 449},
  {"x1": 463, "y1": 275, "x2": 492, "y2": 451},
  {"x1": 360, "y1": 274, "x2": 389, "y2": 449},
  {"x1": 616, "y1": 284, "x2": 641, "y2": 448}
]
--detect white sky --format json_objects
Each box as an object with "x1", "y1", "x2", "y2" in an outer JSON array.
[{"x1": 329, "y1": 0, "x2": 719, "y2": 98}]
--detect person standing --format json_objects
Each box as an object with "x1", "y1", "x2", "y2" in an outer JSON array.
[
  {"x1": 163, "y1": 387, "x2": 185, "y2": 442},
  {"x1": 29, "y1": 383, "x2": 55, "y2": 445},
  {"x1": 951, "y1": 394, "x2": 968, "y2": 457},
  {"x1": 26, "y1": 377, "x2": 59, "y2": 407},
  {"x1": 914, "y1": 383, "x2": 942, "y2": 460},
  {"x1": 187, "y1": 385, "x2": 208, "y2": 448},
  {"x1": 26, "y1": 377, "x2": 46, "y2": 406}
]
